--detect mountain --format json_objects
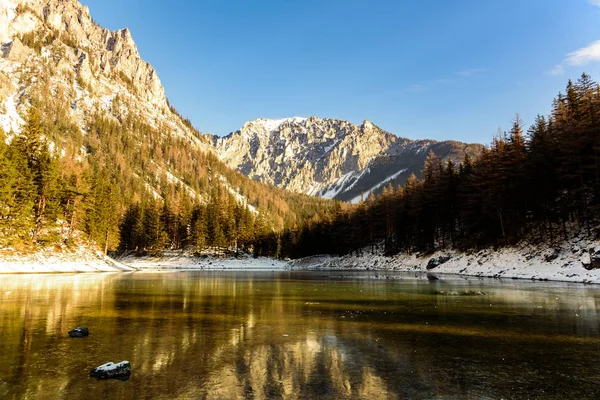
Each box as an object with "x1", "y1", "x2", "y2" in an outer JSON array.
[
  {"x1": 0, "y1": 0, "x2": 332, "y2": 253},
  {"x1": 213, "y1": 117, "x2": 483, "y2": 202}
]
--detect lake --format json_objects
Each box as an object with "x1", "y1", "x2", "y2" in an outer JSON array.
[{"x1": 0, "y1": 271, "x2": 599, "y2": 399}]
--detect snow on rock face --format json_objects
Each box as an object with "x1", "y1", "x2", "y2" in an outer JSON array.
[
  {"x1": 0, "y1": 0, "x2": 222, "y2": 201},
  {"x1": 0, "y1": 0, "x2": 186, "y2": 126},
  {"x1": 215, "y1": 117, "x2": 398, "y2": 200},
  {"x1": 214, "y1": 117, "x2": 482, "y2": 202},
  {"x1": 0, "y1": 1, "x2": 17, "y2": 43},
  {"x1": 247, "y1": 117, "x2": 308, "y2": 133},
  {"x1": 0, "y1": 93, "x2": 23, "y2": 134}
]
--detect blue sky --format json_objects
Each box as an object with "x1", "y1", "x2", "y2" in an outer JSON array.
[{"x1": 81, "y1": 0, "x2": 600, "y2": 144}]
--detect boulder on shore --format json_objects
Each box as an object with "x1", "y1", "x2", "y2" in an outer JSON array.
[
  {"x1": 426, "y1": 255, "x2": 452, "y2": 270},
  {"x1": 89, "y1": 361, "x2": 131, "y2": 380},
  {"x1": 585, "y1": 246, "x2": 600, "y2": 270},
  {"x1": 68, "y1": 327, "x2": 89, "y2": 338},
  {"x1": 544, "y1": 248, "x2": 561, "y2": 262}
]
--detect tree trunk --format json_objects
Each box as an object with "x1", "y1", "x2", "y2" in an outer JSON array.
[{"x1": 104, "y1": 228, "x2": 109, "y2": 255}]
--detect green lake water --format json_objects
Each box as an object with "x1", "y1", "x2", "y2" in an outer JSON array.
[{"x1": 0, "y1": 271, "x2": 599, "y2": 399}]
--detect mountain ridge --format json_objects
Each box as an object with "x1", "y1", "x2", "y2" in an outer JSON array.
[{"x1": 213, "y1": 116, "x2": 483, "y2": 202}]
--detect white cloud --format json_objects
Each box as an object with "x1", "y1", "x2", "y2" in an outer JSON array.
[
  {"x1": 457, "y1": 68, "x2": 486, "y2": 78},
  {"x1": 548, "y1": 40, "x2": 600, "y2": 75},
  {"x1": 590, "y1": 0, "x2": 600, "y2": 7}
]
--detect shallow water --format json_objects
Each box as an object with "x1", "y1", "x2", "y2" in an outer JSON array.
[{"x1": 0, "y1": 271, "x2": 599, "y2": 399}]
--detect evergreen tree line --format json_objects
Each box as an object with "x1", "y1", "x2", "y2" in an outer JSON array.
[
  {"x1": 119, "y1": 185, "x2": 260, "y2": 255},
  {"x1": 0, "y1": 109, "x2": 121, "y2": 251},
  {"x1": 0, "y1": 94, "x2": 334, "y2": 254},
  {"x1": 268, "y1": 74, "x2": 600, "y2": 259}
]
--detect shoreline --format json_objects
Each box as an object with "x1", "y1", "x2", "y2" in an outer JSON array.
[
  {"x1": 289, "y1": 239, "x2": 600, "y2": 285},
  {"x1": 2, "y1": 240, "x2": 600, "y2": 284}
]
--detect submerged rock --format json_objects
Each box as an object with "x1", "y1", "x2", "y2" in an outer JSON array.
[
  {"x1": 89, "y1": 361, "x2": 131, "y2": 381},
  {"x1": 426, "y1": 273, "x2": 440, "y2": 281},
  {"x1": 426, "y1": 255, "x2": 452, "y2": 270},
  {"x1": 436, "y1": 290, "x2": 485, "y2": 296},
  {"x1": 68, "y1": 327, "x2": 89, "y2": 338}
]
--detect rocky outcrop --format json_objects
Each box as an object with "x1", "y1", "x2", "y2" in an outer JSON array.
[
  {"x1": 0, "y1": 0, "x2": 211, "y2": 155},
  {"x1": 214, "y1": 117, "x2": 482, "y2": 202},
  {"x1": 1, "y1": 37, "x2": 32, "y2": 61},
  {"x1": 0, "y1": 0, "x2": 175, "y2": 125},
  {"x1": 426, "y1": 254, "x2": 452, "y2": 270},
  {"x1": 35, "y1": 0, "x2": 164, "y2": 104},
  {"x1": 0, "y1": 0, "x2": 264, "y2": 213},
  {"x1": 585, "y1": 246, "x2": 600, "y2": 270}
]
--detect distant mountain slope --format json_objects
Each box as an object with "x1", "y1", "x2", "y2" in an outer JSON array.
[{"x1": 213, "y1": 117, "x2": 483, "y2": 202}]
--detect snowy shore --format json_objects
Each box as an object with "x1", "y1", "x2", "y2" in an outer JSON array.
[
  {"x1": 3, "y1": 238, "x2": 600, "y2": 285},
  {"x1": 0, "y1": 246, "x2": 135, "y2": 274},
  {"x1": 0, "y1": 249, "x2": 288, "y2": 274},
  {"x1": 117, "y1": 252, "x2": 288, "y2": 271},
  {"x1": 289, "y1": 237, "x2": 600, "y2": 284}
]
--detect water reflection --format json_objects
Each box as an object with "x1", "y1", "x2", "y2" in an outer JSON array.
[{"x1": 0, "y1": 272, "x2": 600, "y2": 399}]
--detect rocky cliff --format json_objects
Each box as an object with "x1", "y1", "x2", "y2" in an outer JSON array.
[
  {"x1": 214, "y1": 117, "x2": 483, "y2": 202},
  {"x1": 0, "y1": 0, "x2": 204, "y2": 147}
]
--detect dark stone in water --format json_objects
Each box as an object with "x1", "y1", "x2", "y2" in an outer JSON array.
[
  {"x1": 89, "y1": 361, "x2": 131, "y2": 381},
  {"x1": 68, "y1": 327, "x2": 89, "y2": 338}
]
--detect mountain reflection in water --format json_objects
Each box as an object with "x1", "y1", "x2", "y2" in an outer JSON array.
[{"x1": 0, "y1": 271, "x2": 600, "y2": 399}]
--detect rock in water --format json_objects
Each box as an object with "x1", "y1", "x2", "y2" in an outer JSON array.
[
  {"x1": 68, "y1": 327, "x2": 89, "y2": 338},
  {"x1": 426, "y1": 273, "x2": 440, "y2": 281},
  {"x1": 89, "y1": 361, "x2": 131, "y2": 381}
]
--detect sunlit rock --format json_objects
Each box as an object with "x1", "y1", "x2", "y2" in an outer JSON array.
[{"x1": 89, "y1": 361, "x2": 131, "y2": 380}]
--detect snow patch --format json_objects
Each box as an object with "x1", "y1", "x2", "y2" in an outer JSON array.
[
  {"x1": 319, "y1": 171, "x2": 355, "y2": 200},
  {"x1": 96, "y1": 361, "x2": 130, "y2": 372},
  {"x1": 120, "y1": 251, "x2": 287, "y2": 271},
  {"x1": 250, "y1": 117, "x2": 308, "y2": 132},
  {"x1": 350, "y1": 168, "x2": 407, "y2": 204},
  {"x1": 219, "y1": 176, "x2": 259, "y2": 215},
  {"x1": 0, "y1": 93, "x2": 23, "y2": 134}
]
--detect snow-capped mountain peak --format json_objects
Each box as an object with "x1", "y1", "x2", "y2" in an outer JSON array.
[
  {"x1": 214, "y1": 117, "x2": 483, "y2": 202},
  {"x1": 242, "y1": 117, "x2": 309, "y2": 133}
]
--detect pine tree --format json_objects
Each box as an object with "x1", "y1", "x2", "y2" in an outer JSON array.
[{"x1": 0, "y1": 128, "x2": 22, "y2": 245}]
